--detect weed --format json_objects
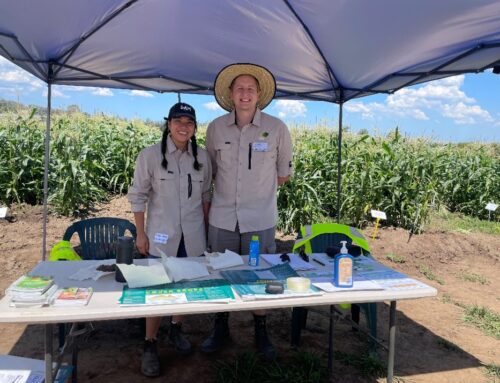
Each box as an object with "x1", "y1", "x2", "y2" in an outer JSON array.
[
  {"x1": 215, "y1": 351, "x2": 329, "y2": 383},
  {"x1": 458, "y1": 271, "x2": 490, "y2": 285},
  {"x1": 386, "y1": 253, "x2": 406, "y2": 263},
  {"x1": 483, "y1": 363, "x2": 500, "y2": 379},
  {"x1": 418, "y1": 265, "x2": 445, "y2": 285},
  {"x1": 462, "y1": 305, "x2": 500, "y2": 339},
  {"x1": 334, "y1": 350, "x2": 386, "y2": 378}
]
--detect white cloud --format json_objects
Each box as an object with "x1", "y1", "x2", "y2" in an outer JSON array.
[
  {"x1": 204, "y1": 101, "x2": 223, "y2": 111},
  {"x1": 92, "y1": 88, "x2": 113, "y2": 96},
  {"x1": 128, "y1": 90, "x2": 153, "y2": 98},
  {"x1": 346, "y1": 74, "x2": 493, "y2": 125},
  {"x1": 274, "y1": 100, "x2": 307, "y2": 119},
  {"x1": 43, "y1": 87, "x2": 68, "y2": 98}
]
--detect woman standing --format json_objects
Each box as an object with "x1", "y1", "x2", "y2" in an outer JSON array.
[{"x1": 127, "y1": 102, "x2": 211, "y2": 377}]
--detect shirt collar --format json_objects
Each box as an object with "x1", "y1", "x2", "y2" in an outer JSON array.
[
  {"x1": 167, "y1": 134, "x2": 192, "y2": 155},
  {"x1": 226, "y1": 108, "x2": 262, "y2": 128}
]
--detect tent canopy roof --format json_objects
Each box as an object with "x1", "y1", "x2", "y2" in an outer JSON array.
[{"x1": 1, "y1": 0, "x2": 500, "y2": 103}]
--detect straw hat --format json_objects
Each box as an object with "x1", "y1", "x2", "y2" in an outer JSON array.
[{"x1": 214, "y1": 63, "x2": 276, "y2": 111}]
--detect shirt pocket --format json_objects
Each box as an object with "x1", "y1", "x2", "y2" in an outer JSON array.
[
  {"x1": 187, "y1": 171, "x2": 205, "y2": 199},
  {"x1": 215, "y1": 142, "x2": 232, "y2": 167},
  {"x1": 252, "y1": 145, "x2": 276, "y2": 169},
  {"x1": 153, "y1": 171, "x2": 177, "y2": 196}
]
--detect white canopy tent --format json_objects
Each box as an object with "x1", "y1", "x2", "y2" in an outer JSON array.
[{"x1": 1, "y1": 0, "x2": 500, "y2": 261}]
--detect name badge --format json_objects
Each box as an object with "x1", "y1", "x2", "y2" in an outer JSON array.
[
  {"x1": 252, "y1": 141, "x2": 268, "y2": 152},
  {"x1": 153, "y1": 233, "x2": 169, "y2": 244}
]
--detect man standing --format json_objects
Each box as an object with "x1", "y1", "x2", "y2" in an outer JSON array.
[{"x1": 202, "y1": 63, "x2": 293, "y2": 360}]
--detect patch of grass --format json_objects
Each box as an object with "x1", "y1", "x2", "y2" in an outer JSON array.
[
  {"x1": 462, "y1": 305, "x2": 500, "y2": 339},
  {"x1": 334, "y1": 350, "x2": 386, "y2": 378},
  {"x1": 436, "y1": 338, "x2": 460, "y2": 352},
  {"x1": 441, "y1": 293, "x2": 453, "y2": 304},
  {"x1": 458, "y1": 271, "x2": 490, "y2": 285},
  {"x1": 418, "y1": 265, "x2": 445, "y2": 285},
  {"x1": 386, "y1": 253, "x2": 406, "y2": 263},
  {"x1": 429, "y1": 210, "x2": 500, "y2": 236},
  {"x1": 215, "y1": 351, "x2": 329, "y2": 383},
  {"x1": 484, "y1": 363, "x2": 500, "y2": 379}
]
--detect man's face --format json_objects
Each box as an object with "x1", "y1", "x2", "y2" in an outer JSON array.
[{"x1": 229, "y1": 75, "x2": 260, "y2": 113}]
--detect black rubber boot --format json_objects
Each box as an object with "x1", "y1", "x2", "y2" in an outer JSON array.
[
  {"x1": 200, "y1": 312, "x2": 230, "y2": 353},
  {"x1": 141, "y1": 338, "x2": 160, "y2": 377},
  {"x1": 168, "y1": 322, "x2": 192, "y2": 356},
  {"x1": 254, "y1": 314, "x2": 277, "y2": 361}
]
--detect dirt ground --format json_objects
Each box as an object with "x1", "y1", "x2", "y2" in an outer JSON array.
[{"x1": 0, "y1": 196, "x2": 498, "y2": 383}]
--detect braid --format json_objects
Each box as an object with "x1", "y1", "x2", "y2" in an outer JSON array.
[
  {"x1": 160, "y1": 123, "x2": 169, "y2": 170},
  {"x1": 191, "y1": 133, "x2": 202, "y2": 171}
]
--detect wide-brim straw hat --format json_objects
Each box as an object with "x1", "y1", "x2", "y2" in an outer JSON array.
[{"x1": 214, "y1": 63, "x2": 276, "y2": 112}]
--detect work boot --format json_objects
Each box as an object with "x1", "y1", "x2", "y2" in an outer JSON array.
[
  {"x1": 168, "y1": 322, "x2": 192, "y2": 356},
  {"x1": 254, "y1": 314, "x2": 277, "y2": 361},
  {"x1": 141, "y1": 338, "x2": 160, "y2": 377},
  {"x1": 200, "y1": 312, "x2": 230, "y2": 353}
]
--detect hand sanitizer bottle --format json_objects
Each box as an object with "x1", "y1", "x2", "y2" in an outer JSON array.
[
  {"x1": 334, "y1": 240, "x2": 353, "y2": 288},
  {"x1": 248, "y1": 235, "x2": 260, "y2": 267}
]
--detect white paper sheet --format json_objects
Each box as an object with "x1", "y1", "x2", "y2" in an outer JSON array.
[
  {"x1": 116, "y1": 262, "x2": 171, "y2": 288},
  {"x1": 261, "y1": 253, "x2": 315, "y2": 271}
]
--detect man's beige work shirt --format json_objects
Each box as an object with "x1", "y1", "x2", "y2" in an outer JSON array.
[
  {"x1": 127, "y1": 136, "x2": 212, "y2": 257},
  {"x1": 206, "y1": 109, "x2": 293, "y2": 233}
]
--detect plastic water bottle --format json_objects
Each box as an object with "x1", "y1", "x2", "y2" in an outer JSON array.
[{"x1": 248, "y1": 235, "x2": 260, "y2": 267}]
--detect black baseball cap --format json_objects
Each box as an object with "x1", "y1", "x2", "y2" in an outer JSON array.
[{"x1": 166, "y1": 102, "x2": 196, "y2": 121}]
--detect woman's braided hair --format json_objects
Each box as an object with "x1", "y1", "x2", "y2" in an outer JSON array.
[{"x1": 161, "y1": 102, "x2": 201, "y2": 171}]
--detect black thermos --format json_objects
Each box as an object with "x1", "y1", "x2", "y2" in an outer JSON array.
[{"x1": 115, "y1": 236, "x2": 134, "y2": 283}]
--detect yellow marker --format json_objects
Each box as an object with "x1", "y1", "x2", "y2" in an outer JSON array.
[{"x1": 372, "y1": 217, "x2": 381, "y2": 240}]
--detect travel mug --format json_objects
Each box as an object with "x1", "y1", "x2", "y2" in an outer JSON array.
[{"x1": 115, "y1": 236, "x2": 134, "y2": 283}]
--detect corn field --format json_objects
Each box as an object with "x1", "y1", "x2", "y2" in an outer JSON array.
[{"x1": 0, "y1": 110, "x2": 498, "y2": 233}]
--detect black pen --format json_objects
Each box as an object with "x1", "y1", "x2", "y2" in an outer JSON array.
[{"x1": 313, "y1": 258, "x2": 325, "y2": 266}]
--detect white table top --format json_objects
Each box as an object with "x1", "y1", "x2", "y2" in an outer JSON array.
[{"x1": 0, "y1": 259, "x2": 437, "y2": 324}]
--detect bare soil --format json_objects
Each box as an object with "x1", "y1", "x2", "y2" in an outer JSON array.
[{"x1": 0, "y1": 196, "x2": 499, "y2": 383}]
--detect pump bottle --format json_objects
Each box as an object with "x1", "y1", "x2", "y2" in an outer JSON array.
[{"x1": 334, "y1": 240, "x2": 353, "y2": 288}]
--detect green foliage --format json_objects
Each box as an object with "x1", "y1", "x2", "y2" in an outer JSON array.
[
  {"x1": 385, "y1": 253, "x2": 406, "y2": 264},
  {"x1": 462, "y1": 305, "x2": 500, "y2": 339},
  {"x1": 0, "y1": 109, "x2": 160, "y2": 215},
  {"x1": 215, "y1": 351, "x2": 328, "y2": 383},
  {"x1": 458, "y1": 271, "x2": 489, "y2": 285},
  {"x1": 1, "y1": 110, "x2": 498, "y2": 227},
  {"x1": 483, "y1": 363, "x2": 500, "y2": 379},
  {"x1": 418, "y1": 265, "x2": 445, "y2": 285},
  {"x1": 334, "y1": 350, "x2": 386, "y2": 378}
]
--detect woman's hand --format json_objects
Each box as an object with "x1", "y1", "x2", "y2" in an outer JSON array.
[{"x1": 136, "y1": 231, "x2": 150, "y2": 256}]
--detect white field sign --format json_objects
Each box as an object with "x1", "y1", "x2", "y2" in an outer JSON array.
[
  {"x1": 485, "y1": 202, "x2": 498, "y2": 212},
  {"x1": 0, "y1": 207, "x2": 7, "y2": 219},
  {"x1": 371, "y1": 210, "x2": 387, "y2": 220}
]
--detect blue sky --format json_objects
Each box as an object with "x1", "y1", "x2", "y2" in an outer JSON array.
[{"x1": 1, "y1": 57, "x2": 499, "y2": 143}]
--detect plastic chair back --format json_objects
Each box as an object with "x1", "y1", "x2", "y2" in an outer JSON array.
[{"x1": 63, "y1": 217, "x2": 137, "y2": 260}]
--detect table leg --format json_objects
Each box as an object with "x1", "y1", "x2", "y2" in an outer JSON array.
[
  {"x1": 328, "y1": 304, "x2": 335, "y2": 374},
  {"x1": 45, "y1": 323, "x2": 53, "y2": 383},
  {"x1": 387, "y1": 301, "x2": 396, "y2": 383}
]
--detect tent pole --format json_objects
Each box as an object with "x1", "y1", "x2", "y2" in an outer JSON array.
[
  {"x1": 42, "y1": 65, "x2": 53, "y2": 260},
  {"x1": 337, "y1": 101, "x2": 343, "y2": 224}
]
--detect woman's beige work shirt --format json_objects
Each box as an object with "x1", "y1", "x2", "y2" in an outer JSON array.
[{"x1": 127, "y1": 136, "x2": 212, "y2": 257}]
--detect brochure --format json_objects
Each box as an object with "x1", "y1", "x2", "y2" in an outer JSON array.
[
  {"x1": 7, "y1": 275, "x2": 54, "y2": 294},
  {"x1": 52, "y1": 287, "x2": 94, "y2": 307},
  {"x1": 119, "y1": 279, "x2": 235, "y2": 306}
]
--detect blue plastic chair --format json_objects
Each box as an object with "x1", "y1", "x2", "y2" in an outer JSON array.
[
  {"x1": 63, "y1": 217, "x2": 137, "y2": 260},
  {"x1": 290, "y1": 223, "x2": 377, "y2": 347}
]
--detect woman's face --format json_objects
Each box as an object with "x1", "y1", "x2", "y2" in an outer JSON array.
[{"x1": 168, "y1": 116, "x2": 195, "y2": 150}]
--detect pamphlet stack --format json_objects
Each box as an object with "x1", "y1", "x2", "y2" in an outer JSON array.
[{"x1": 6, "y1": 275, "x2": 57, "y2": 307}]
